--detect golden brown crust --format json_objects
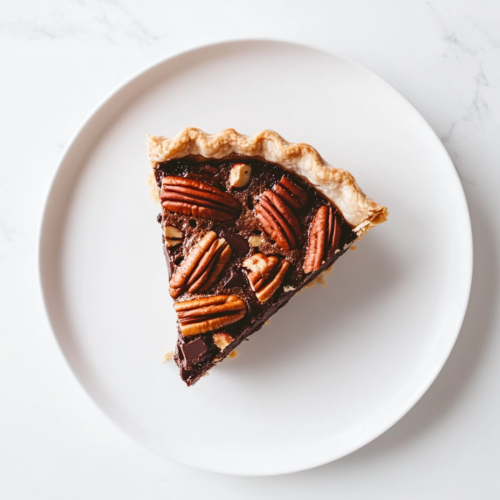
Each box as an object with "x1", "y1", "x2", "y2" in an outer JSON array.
[{"x1": 147, "y1": 128, "x2": 388, "y2": 235}]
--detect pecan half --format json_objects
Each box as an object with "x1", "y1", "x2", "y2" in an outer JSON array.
[
  {"x1": 175, "y1": 295, "x2": 247, "y2": 337},
  {"x1": 273, "y1": 176, "x2": 308, "y2": 209},
  {"x1": 243, "y1": 253, "x2": 291, "y2": 302},
  {"x1": 304, "y1": 206, "x2": 341, "y2": 274},
  {"x1": 161, "y1": 177, "x2": 241, "y2": 220},
  {"x1": 255, "y1": 191, "x2": 301, "y2": 251},
  {"x1": 169, "y1": 231, "x2": 232, "y2": 298}
]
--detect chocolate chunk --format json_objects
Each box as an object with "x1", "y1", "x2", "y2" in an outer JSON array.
[
  {"x1": 223, "y1": 269, "x2": 245, "y2": 289},
  {"x1": 219, "y1": 230, "x2": 249, "y2": 257},
  {"x1": 181, "y1": 337, "x2": 209, "y2": 366}
]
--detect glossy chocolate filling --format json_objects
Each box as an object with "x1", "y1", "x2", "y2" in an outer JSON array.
[{"x1": 155, "y1": 155, "x2": 357, "y2": 385}]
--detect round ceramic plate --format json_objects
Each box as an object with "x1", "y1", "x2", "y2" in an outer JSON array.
[{"x1": 39, "y1": 40, "x2": 472, "y2": 476}]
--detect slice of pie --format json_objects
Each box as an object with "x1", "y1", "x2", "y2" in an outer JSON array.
[{"x1": 147, "y1": 128, "x2": 388, "y2": 386}]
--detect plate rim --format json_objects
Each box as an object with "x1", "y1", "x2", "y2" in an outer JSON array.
[{"x1": 37, "y1": 38, "x2": 473, "y2": 476}]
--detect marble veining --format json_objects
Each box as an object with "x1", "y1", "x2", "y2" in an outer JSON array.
[{"x1": 0, "y1": 0, "x2": 165, "y2": 45}]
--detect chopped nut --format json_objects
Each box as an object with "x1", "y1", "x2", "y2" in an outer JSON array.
[
  {"x1": 164, "y1": 225, "x2": 184, "y2": 247},
  {"x1": 161, "y1": 351, "x2": 174, "y2": 363},
  {"x1": 283, "y1": 285, "x2": 296, "y2": 292},
  {"x1": 229, "y1": 163, "x2": 252, "y2": 188},
  {"x1": 213, "y1": 333, "x2": 233, "y2": 350},
  {"x1": 165, "y1": 239, "x2": 181, "y2": 247},
  {"x1": 164, "y1": 225, "x2": 183, "y2": 239},
  {"x1": 248, "y1": 235, "x2": 262, "y2": 247}
]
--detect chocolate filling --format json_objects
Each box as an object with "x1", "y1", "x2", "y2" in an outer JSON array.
[{"x1": 155, "y1": 155, "x2": 357, "y2": 385}]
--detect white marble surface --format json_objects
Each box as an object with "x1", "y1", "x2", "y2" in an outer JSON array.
[{"x1": 1, "y1": 0, "x2": 500, "y2": 497}]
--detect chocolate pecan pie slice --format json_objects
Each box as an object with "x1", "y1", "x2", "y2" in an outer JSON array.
[{"x1": 148, "y1": 128, "x2": 388, "y2": 386}]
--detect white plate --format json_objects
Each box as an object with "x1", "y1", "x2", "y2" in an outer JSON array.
[{"x1": 39, "y1": 40, "x2": 472, "y2": 476}]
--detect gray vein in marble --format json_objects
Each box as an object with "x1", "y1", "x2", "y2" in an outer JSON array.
[
  {"x1": 0, "y1": 0, "x2": 166, "y2": 46},
  {"x1": 470, "y1": 19, "x2": 500, "y2": 49},
  {"x1": 466, "y1": 63, "x2": 489, "y2": 122},
  {"x1": 427, "y1": 1, "x2": 500, "y2": 147}
]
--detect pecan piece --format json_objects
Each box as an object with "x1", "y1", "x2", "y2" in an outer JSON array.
[
  {"x1": 164, "y1": 225, "x2": 183, "y2": 247},
  {"x1": 169, "y1": 231, "x2": 232, "y2": 298},
  {"x1": 229, "y1": 163, "x2": 252, "y2": 188},
  {"x1": 273, "y1": 176, "x2": 308, "y2": 209},
  {"x1": 255, "y1": 191, "x2": 301, "y2": 251},
  {"x1": 161, "y1": 177, "x2": 241, "y2": 220},
  {"x1": 175, "y1": 295, "x2": 247, "y2": 337},
  {"x1": 304, "y1": 206, "x2": 341, "y2": 274},
  {"x1": 213, "y1": 333, "x2": 233, "y2": 351},
  {"x1": 248, "y1": 235, "x2": 262, "y2": 247},
  {"x1": 243, "y1": 253, "x2": 291, "y2": 302}
]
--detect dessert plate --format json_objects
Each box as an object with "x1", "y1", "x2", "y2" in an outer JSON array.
[{"x1": 39, "y1": 40, "x2": 472, "y2": 476}]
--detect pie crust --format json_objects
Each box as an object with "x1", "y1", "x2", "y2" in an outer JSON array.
[{"x1": 147, "y1": 128, "x2": 388, "y2": 235}]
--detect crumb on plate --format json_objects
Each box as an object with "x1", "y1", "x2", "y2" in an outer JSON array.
[{"x1": 161, "y1": 351, "x2": 174, "y2": 363}]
